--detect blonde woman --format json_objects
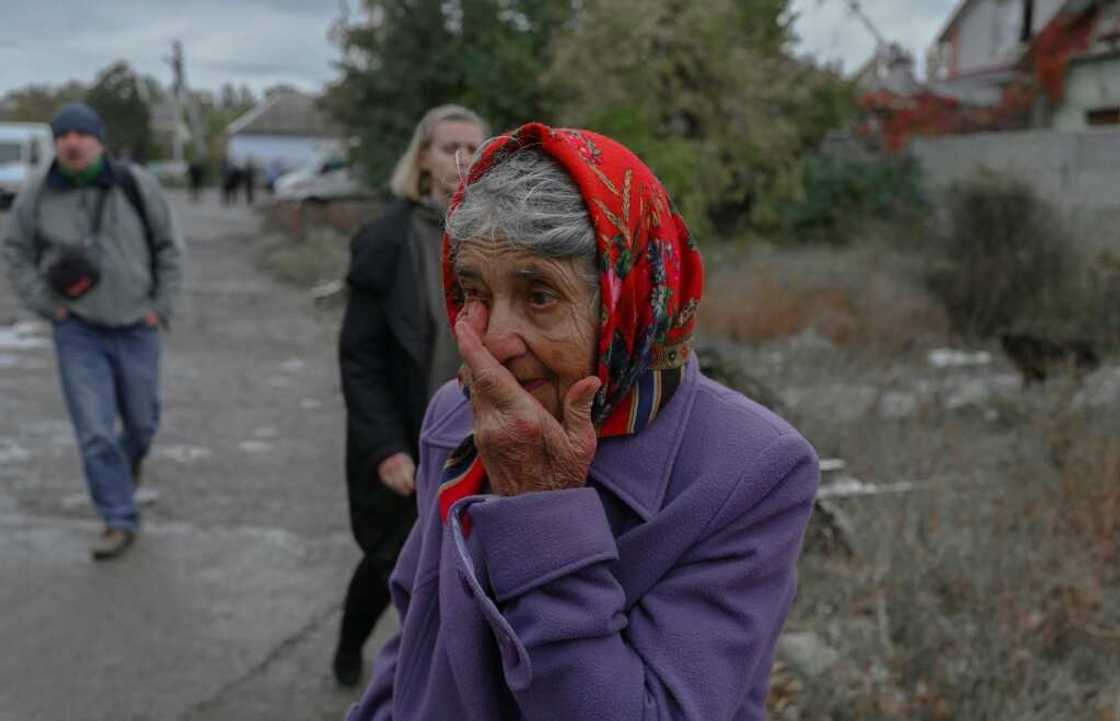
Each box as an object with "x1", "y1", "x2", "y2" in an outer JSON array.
[{"x1": 335, "y1": 105, "x2": 487, "y2": 686}]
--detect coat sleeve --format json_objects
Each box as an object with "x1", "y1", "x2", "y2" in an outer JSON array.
[
  {"x1": 345, "y1": 522, "x2": 420, "y2": 721},
  {"x1": 339, "y1": 223, "x2": 411, "y2": 475},
  {"x1": 1, "y1": 179, "x2": 56, "y2": 319},
  {"x1": 451, "y1": 433, "x2": 819, "y2": 721},
  {"x1": 346, "y1": 387, "x2": 458, "y2": 721}
]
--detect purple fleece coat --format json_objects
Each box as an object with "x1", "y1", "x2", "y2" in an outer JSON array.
[{"x1": 347, "y1": 357, "x2": 819, "y2": 721}]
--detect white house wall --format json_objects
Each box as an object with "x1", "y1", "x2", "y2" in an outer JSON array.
[
  {"x1": 1053, "y1": 56, "x2": 1120, "y2": 130},
  {"x1": 952, "y1": 0, "x2": 1068, "y2": 76},
  {"x1": 227, "y1": 134, "x2": 335, "y2": 173},
  {"x1": 955, "y1": 0, "x2": 1003, "y2": 73},
  {"x1": 1035, "y1": 0, "x2": 1067, "y2": 35}
]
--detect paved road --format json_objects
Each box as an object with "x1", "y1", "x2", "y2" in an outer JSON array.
[{"x1": 0, "y1": 191, "x2": 394, "y2": 721}]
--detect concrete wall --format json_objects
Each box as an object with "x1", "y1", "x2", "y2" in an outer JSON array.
[
  {"x1": 911, "y1": 129, "x2": 1120, "y2": 211},
  {"x1": 1053, "y1": 54, "x2": 1120, "y2": 130}
]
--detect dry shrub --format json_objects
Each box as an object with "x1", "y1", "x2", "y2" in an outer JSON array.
[
  {"x1": 697, "y1": 249, "x2": 950, "y2": 352},
  {"x1": 698, "y1": 274, "x2": 806, "y2": 341},
  {"x1": 924, "y1": 174, "x2": 1084, "y2": 340},
  {"x1": 261, "y1": 198, "x2": 381, "y2": 240}
]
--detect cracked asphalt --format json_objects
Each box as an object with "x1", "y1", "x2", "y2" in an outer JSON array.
[{"x1": 0, "y1": 190, "x2": 395, "y2": 721}]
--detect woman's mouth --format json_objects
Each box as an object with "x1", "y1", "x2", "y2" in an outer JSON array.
[{"x1": 520, "y1": 379, "x2": 547, "y2": 392}]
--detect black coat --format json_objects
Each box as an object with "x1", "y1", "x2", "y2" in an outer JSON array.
[{"x1": 338, "y1": 199, "x2": 432, "y2": 551}]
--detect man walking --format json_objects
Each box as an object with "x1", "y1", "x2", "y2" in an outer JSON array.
[{"x1": 2, "y1": 102, "x2": 184, "y2": 560}]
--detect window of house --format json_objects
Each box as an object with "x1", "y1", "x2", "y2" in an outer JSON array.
[
  {"x1": 1021, "y1": 0, "x2": 1035, "y2": 43},
  {"x1": 1087, "y1": 107, "x2": 1120, "y2": 126}
]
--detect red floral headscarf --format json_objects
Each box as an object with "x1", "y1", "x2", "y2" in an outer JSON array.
[{"x1": 438, "y1": 123, "x2": 704, "y2": 520}]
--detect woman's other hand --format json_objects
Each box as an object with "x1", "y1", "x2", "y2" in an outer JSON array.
[
  {"x1": 455, "y1": 305, "x2": 600, "y2": 497},
  {"x1": 378, "y1": 452, "x2": 416, "y2": 496}
]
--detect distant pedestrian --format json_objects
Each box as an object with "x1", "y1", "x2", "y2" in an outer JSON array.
[
  {"x1": 1, "y1": 102, "x2": 184, "y2": 560},
  {"x1": 243, "y1": 158, "x2": 256, "y2": 205},
  {"x1": 333, "y1": 104, "x2": 487, "y2": 687},
  {"x1": 266, "y1": 159, "x2": 285, "y2": 194},
  {"x1": 187, "y1": 161, "x2": 205, "y2": 202},
  {"x1": 220, "y1": 158, "x2": 241, "y2": 205}
]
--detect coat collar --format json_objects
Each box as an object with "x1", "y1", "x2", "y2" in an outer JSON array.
[
  {"x1": 424, "y1": 355, "x2": 700, "y2": 522},
  {"x1": 45, "y1": 156, "x2": 115, "y2": 190}
]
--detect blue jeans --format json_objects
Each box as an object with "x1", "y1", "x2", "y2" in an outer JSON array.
[{"x1": 54, "y1": 316, "x2": 161, "y2": 531}]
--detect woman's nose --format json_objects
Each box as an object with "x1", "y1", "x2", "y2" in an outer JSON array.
[{"x1": 481, "y1": 302, "x2": 527, "y2": 364}]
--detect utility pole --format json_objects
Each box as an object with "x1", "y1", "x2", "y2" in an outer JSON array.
[
  {"x1": 166, "y1": 40, "x2": 185, "y2": 164},
  {"x1": 839, "y1": 0, "x2": 887, "y2": 48},
  {"x1": 165, "y1": 40, "x2": 206, "y2": 164}
]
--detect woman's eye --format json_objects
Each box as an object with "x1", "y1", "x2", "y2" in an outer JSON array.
[{"x1": 528, "y1": 288, "x2": 557, "y2": 308}]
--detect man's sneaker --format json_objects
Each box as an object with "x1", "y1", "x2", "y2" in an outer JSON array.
[{"x1": 90, "y1": 529, "x2": 135, "y2": 561}]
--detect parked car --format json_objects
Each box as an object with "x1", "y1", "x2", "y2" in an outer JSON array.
[
  {"x1": 0, "y1": 123, "x2": 54, "y2": 210},
  {"x1": 273, "y1": 151, "x2": 365, "y2": 202}
]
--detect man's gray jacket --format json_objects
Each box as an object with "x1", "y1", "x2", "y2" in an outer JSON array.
[{"x1": 2, "y1": 159, "x2": 184, "y2": 326}]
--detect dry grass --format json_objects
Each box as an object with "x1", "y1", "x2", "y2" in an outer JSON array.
[
  {"x1": 697, "y1": 242, "x2": 951, "y2": 355},
  {"x1": 698, "y1": 235, "x2": 1120, "y2": 721},
  {"x1": 254, "y1": 199, "x2": 382, "y2": 289}
]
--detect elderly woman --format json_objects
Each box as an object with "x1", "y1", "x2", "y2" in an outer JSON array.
[{"x1": 347, "y1": 123, "x2": 819, "y2": 721}]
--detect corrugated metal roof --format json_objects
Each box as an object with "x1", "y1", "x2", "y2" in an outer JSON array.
[{"x1": 226, "y1": 90, "x2": 337, "y2": 138}]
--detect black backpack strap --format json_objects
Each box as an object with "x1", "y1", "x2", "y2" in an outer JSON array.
[{"x1": 110, "y1": 160, "x2": 158, "y2": 292}]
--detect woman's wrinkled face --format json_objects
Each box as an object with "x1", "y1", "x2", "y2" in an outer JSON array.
[
  {"x1": 454, "y1": 241, "x2": 599, "y2": 421},
  {"x1": 420, "y1": 120, "x2": 485, "y2": 208}
]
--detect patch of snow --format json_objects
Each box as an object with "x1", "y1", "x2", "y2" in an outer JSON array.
[
  {"x1": 818, "y1": 476, "x2": 916, "y2": 498},
  {"x1": 778, "y1": 632, "x2": 839, "y2": 678},
  {"x1": 238, "y1": 440, "x2": 272, "y2": 453},
  {"x1": 0, "y1": 322, "x2": 50, "y2": 351},
  {"x1": 928, "y1": 348, "x2": 992, "y2": 368},
  {"x1": 1073, "y1": 365, "x2": 1120, "y2": 410},
  {"x1": 879, "y1": 391, "x2": 920, "y2": 419},
  {"x1": 0, "y1": 440, "x2": 31, "y2": 464},
  {"x1": 60, "y1": 493, "x2": 89, "y2": 510},
  {"x1": 278, "y1": 358, "x2": 306, "y2": 373},
  {"x1": 942, "y1": 373, "x2": 1019, "y2": 410},
  {"x1": 152, "y1": 445, "x2": 213, "y2": 464}
]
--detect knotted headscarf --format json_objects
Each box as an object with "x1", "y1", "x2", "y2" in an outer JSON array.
[{"x1": 438, "y1": 123, "x2": 704, "y2": 521}]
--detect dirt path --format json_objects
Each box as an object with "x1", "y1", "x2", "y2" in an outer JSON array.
[{"x1": 0, "y1": 190, "x2": 391, "y2": 721}]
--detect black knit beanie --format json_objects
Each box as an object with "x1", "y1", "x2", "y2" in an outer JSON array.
[{"x1": 50, "y1": 102, "x2": 107, "y2": 143}]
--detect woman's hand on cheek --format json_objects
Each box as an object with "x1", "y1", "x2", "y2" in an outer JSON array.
[{"x1": 455, "y1": 311, "x2": 601, "y2": 496}]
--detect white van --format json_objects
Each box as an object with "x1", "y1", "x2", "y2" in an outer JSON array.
[
  {"x1": 0, "y1": 123, "x2": 54, "y2": 209},
  {"x1": 273, "y1": 144, "x2": 365, "y2": 202}
]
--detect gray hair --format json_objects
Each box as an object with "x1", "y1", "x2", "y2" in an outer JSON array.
[{"x1": 446, "y1": 142, "x2": 599, "y2": 289}]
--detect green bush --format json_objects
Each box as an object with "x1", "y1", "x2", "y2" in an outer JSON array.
[
  {"x1": 924, "y1": 173, "x2": 1075, "y2": 339},
  {"x1": 779, "y1": 154, "x2": 925, "y2": 240}
]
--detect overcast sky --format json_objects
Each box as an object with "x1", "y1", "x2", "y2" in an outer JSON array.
[{"x1": 0, "y1": 0, "x2": 961, "y2": 98}]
